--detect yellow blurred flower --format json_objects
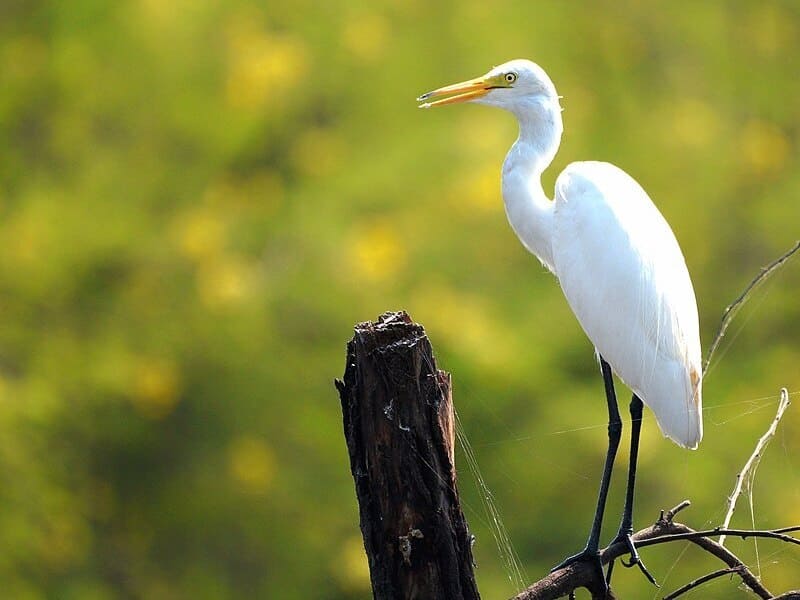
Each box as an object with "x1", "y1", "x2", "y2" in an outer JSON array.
[
  {"x1": 668, "y1": 98, "x2": 720, "y2": 150},
  {"x1": 3, "y1": 208, "x2": 49, "y2": 266},
  {"x1": 196, "y1": 256, "x2": 256, "y2": 308},
  {"x1": 342, "y1": 13, "x2": 390, "y2": 62},
  {"x1": 173, "y1": 207, "x2": 226, "y2": 262},
  {"x1": 446, "y1": 163, "x2": 501, "y2": 214},
  {"x1": 225, "y1": 20, "x2": 308, "y2": 111},
  {"x1": 330, "y1": 535, "x2": 371, "y2": 592},
  {"x1": 740, "y1": 119, "x2": 790, "y2": 177},
  {"x1": 131, "y1": 359, "x2": 181, "y2": 420},
  {"x1": 347, "y1": 221, "x2": 407, "y2": 283},
  {"x1": 228, "y1": 436, "x2": 276, "y2": 494}
]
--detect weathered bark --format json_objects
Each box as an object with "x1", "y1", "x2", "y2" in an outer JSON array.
[{"x1": 335, "y1": 311, "x2": 480, "y2": 600}]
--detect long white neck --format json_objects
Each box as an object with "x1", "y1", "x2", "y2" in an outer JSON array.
[{"x1": 501, "y1": 99, "x2": 563, "y2": 274}]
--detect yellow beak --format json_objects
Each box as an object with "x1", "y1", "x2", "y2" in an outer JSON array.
[{"x1": 417, "y1": 76, "x2": 493, "y2": 109}]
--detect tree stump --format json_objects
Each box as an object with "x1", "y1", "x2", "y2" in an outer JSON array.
[{"x1": 335, "y1": 311, "x2": 480, "y2": 600}]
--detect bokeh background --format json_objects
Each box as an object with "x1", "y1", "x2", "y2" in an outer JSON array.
[{"x1": 1, "y1": 1, "x2": 799, "y2": 598}]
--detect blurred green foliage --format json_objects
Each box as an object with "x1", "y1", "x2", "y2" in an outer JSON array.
[{"x1": 1, "y1": 0, "x2": 799, "y2": 598}]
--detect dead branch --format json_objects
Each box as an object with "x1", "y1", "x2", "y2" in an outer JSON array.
[
  {"x1": 512, "y1": 501, "x2": 800, "y2": 600},
  {"x1": 512, "y1": 390, "x2": 800, "y2": 600},
  {"x1": 720, "y1": 388, "x2": 791, "y2": 545}
]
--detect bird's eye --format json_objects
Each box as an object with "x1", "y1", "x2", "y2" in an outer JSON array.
[{"x1": 505, "y1": 73, "x2": 517, "y2": 83}]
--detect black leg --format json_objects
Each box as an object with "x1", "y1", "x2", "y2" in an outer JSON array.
[
  {"x1": 606, "y1": 394, "x2": 658, "y2": 587},
  {"x1": 551, "y1": 357, "x2": 621, "y2": 593},
  {"x1": 586, "y1": 358, "x2": 622, "y2": 552}
]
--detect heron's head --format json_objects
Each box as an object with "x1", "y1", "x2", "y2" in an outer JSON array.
[{"x1": 417, "y1": 59, "x2": 560, "y2": 116}]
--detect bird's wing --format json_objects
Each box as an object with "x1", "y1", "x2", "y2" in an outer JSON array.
[{"x1": 552, "y1": 161, "x2": 702, "y2": 448}]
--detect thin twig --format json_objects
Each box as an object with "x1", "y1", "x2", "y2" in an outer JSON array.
[
  {"x1": 703, "y1": 240, "x2": 800, "y2": 373},
  {"x1": 639, "y1": 527, "x2": 800, "y2": 548},
  {"x1": 664, "y1": 500, "x2": 692, "y2": 520},
  {"x1": 662, "y1": 566, "x2": 743, "y2": 600},
  {"x1": 720, "y1": 388, "x2": 791, "y2": 546},
  {"x1": 773, "y1": 525, "x2": 800, "y2": 535}
]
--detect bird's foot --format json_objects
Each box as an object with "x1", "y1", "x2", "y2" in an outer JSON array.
[
  {"x1": 551, "y1": 547, "x2": 608, "y2": 597},
  {"x1": 605, "y1": 529, "x2": 658, "y2": 587}
]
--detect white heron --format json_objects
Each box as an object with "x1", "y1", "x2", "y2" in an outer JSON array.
[{"x1": 418, "y1": 60, "x2": 702, "y2": 590}]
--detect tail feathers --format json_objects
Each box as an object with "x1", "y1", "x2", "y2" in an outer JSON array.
[{"x1": 647, "y1": 371, "x2": 703, "y2": 449}]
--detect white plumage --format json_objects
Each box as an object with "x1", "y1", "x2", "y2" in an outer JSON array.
[
  {"x1": 419, "y1": 58, "x2": 703, "y2": 448},
  {"x1": 553, "y1": 161, "x2": 702, "y2": 448}
]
